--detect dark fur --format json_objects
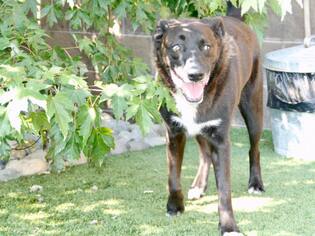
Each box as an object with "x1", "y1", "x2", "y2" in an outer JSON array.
[{"x1": 153, "y1": 16, "x2": 264, "y2": 235}]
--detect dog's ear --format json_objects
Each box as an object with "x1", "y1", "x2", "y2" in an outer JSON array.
[
  {"x1": 202, "y1": 17, "x2": 225, "y2": 38},
  {"x1": 153, "y1": 20, "x2": 169, "y2": 42}
]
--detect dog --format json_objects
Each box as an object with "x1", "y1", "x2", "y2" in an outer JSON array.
[{"x1": 153, "y1": 14, "x2": 264, "y2": 236}]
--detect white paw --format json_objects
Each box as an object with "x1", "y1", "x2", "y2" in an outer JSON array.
[
  {"x1": 165, "y1": 211, "x2": 181, "y2": 217},
  {"x1": 248, "y1": 187, "x2": 263, "y2": 195},
  {"x1": 223, "y1": 232, "x2": 244, "y2": 236},
  {"x1": 187, "y1": 187, "x2": 204, "y2": 200}
]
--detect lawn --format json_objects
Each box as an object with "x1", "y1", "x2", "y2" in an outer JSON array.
[{"x1": 0, "y1": 128, "x2": 314, "y2": 236}]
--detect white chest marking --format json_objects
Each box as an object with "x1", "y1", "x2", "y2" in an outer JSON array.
[{"x1": 172, "y1": 93, "x2": 221, "y2": 136}]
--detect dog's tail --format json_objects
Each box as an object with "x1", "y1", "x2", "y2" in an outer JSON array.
[{"x1": 226, "y1": 1, "x2": 243, "y2": 21}]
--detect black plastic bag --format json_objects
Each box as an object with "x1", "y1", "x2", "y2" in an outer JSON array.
[{"x1": 266, "y1": 70, "x2": 315, "y2": 112}]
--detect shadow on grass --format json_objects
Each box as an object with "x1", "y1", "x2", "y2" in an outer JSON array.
[{"x1": 0, "y1": 129, "x2": 314, "y2": 235}]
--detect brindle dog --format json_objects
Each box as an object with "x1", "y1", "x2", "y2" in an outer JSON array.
[{"x1": 153, "y1": 16, "x2": 264, "y2": 235}]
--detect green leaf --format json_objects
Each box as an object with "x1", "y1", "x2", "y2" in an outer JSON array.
[
  {"x1": 29, "y1": 111, "x2": 50, "y2": 134},
  {"x1": 0, "y1": 65, "x2": 25, "y2": 83},
  {"x1": 47, "y1": 93, "x2": 74, "y2": 138},
  {"x1": 125, "y1": 103, "x2": 139, "y2": 121},
  {"x1": 143, "y1": 100, "x2": 161, "y2": 123},
  {"x1": 99, "y1": 83, "x2": 120, "y2": 101},
  {"x1": 111, "y1": 95, "x2": 127, "y2": 120},
  {"x1": 26, "y1": 79, "x2": 52, "y2": 92},
  {"x1": 77, "y1": 104, "x2": 96, "y2": 145},
  {"x1": 83, "y1": 127, "x2": 113, "y2": 166},
  {"x1": 0, "y1": 38, "x2": 10, "y2": 50},
  {"x1": 18, "y1": 88, "x2": 47, "y2": 110},
  {"x1": 98, "y1": 127, "x2": 115, "y2": 149},
  {"x1": 47, "y1": 7, "x2": 58, "y2": 27},
  {"x1": 114, "y1": 1, "x2": 129, "y2": 19},
  {"x1": 62, "y1": 132, "x2": 81, "y2": 161},
  {"x1": 40, "y1": 5, "x2": 53, "y2": 18},
  {"x1": 78, "y1": 37, "x2": 93, "y2": 55},
  {"x1": 257, "y1": 0, "x2": 267, "y2": 13},
  {"x1": 241, "y1": 0, "x2": 258, "y2": 15},
  {"x1": 135, "y1": 103, "x2": 154, "y2": 135},
  {"x1": 0, "y1": 138, "x2": 11, "y2": 160},
  {"x1": 0, "y1": 108, "x2": 11, "y2": 137},
  {"x1": 64, "y1": 88, "x2": 90, "y2": 106},
  {"x1": 23, "y1": 0, "x2": 38, "y2": 16},
  {"x1": 229, "y1": 0, "x2": 240, "y2": 7},
  {"x1": 155, "y1": 83, "x2": 177, "y2": 112},
  {"x1": 268, "y1": 0, "x2": 282, "y2": 16},
  {"x1": 48, "y1": 120, "x2": 68, "y2": 156}
]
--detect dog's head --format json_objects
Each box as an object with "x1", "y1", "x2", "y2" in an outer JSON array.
[{"x1": 154, "y1": 18, "x2": 225, "y2": 103}]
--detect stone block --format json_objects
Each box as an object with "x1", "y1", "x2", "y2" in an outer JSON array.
[
  {"x1": 144, "y1": 137, "x2": 166, "y2": 147},
  {"x1": 0, "y1": 169, "x2": 21, "y2": 182},
  {"x1": 118, "y1": 130, "x2": 132, "y2": 140},
  {"x1": 149, "y1": 124, "x2": 166, "y2": 137},
  {"x1": 5, "y1": 150, "x2": 48, "y2": 177},
  {"x1": 128, "y1": 125, "x2": 143, "y2": 141},
  {"x1": 128, "y1": 140, "x2": 150, "y2": 151},
  {"x1": 111, "y1": 137, "x2": 129, "y2": 155}
]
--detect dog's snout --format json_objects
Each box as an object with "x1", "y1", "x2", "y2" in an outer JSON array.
[{"x1": 188, "y1": 73, "x2": 204, "y2": 82}]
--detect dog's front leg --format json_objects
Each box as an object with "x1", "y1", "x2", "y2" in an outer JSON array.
[
  {"x1": 211, "y1": 139, "x2": 240, "y2": 235},
  {"x1": 166, "y1": 130, "x2": 186, "y2": 216}
]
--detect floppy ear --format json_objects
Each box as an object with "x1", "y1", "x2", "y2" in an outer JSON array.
[
  {"x1": 202, "y1": 17, "x2": 225, "y2": 38},
  {"x1": 153, "y1": 20, "x2": 171, "y2": 71},
  {"x1": 153, "y1": 20, "x2": 169, "y2": 43},
  {"x1": 153, "y1": 20, "x2": 172, "y2": 86}
]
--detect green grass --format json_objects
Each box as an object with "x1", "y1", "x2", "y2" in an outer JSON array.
[{"x1": 0, "y1": 128, "x2": 314, "y2": 236}]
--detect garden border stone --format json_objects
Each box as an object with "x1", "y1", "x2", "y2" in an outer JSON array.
[{"x1": 0, "y1": 114, "x2": 166, "y2": 182}]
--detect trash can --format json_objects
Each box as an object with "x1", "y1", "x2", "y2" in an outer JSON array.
[{"x1": 264, "y1": 36, "x2": 315, "y2": 160}]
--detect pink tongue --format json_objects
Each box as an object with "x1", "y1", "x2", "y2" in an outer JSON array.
[{"x1": 181, "y1": 82, "x2": 204, "y2": 101}]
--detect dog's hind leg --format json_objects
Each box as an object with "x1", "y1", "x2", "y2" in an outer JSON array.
[
  {"x1": 239, "y1": 58, "x2": 264, "y2": 194},
  {"x1": 188, "y1": 135, "x2": 212, "y2": 200}
]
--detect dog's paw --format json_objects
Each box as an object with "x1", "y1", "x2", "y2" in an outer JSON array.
[
  {"x1": 165, "y1": 211, "x2": 182, "y2": 217},
  {"x1": 187, "y1": 187, "x2": 205, "y2": 200},
  {"x1": 248, "y1": 186, "x2": 263, "y2": 195},
  {"x1": 223, "y1": 232, "x2": 244, "y2": 236},
  {"x1": 248, "y1": 178, "x2": 265, "y2": 195},
  {"x1": 166, "y1": 191, "x2": 184, "y2": 215}
]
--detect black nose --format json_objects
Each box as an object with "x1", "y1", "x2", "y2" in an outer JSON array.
[{"x1": 188, "y1": 73, "x2": 204, "y2": 82}]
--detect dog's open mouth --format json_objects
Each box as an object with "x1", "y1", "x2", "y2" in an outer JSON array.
[
  {"x1": 181, "y1": 80, "x2": 208, "y2": 102},
  {"x1": 170, "y1": 69, "x2": 209, "y2": 103}
]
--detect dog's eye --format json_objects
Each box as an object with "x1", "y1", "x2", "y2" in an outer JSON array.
[
  {"x1": 202, "y1": 44, "x2": 211, "y2": 51},
  {"x1": 171, "y1": 44, "x2": 182, "y2": 52}
]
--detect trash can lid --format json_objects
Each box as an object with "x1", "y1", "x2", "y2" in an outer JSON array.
[{"x1": 264, "y1": 35, "x2": 315, "y2": 73}]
